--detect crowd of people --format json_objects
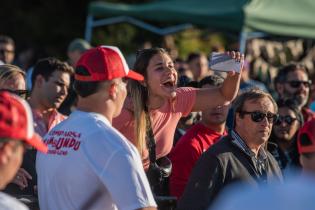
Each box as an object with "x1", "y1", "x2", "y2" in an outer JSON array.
[{"x1": 0, "y1": 33, "x2": 315, "y2": 210}]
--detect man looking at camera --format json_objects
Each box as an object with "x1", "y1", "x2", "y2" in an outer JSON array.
[{"x1": 177, "y1": 89, "x2": 283, "y2": 210}]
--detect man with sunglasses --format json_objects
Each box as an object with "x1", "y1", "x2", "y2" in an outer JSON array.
[
  {"x1": 177, "y1": 89, "x2": 283, "y2": 210},
  {"x1": 274, "y1": 63, "x2": 315, "y2": 122}
]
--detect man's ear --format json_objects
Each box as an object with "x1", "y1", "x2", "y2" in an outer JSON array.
[
  {"x1": 275, "y1": 83, "x2": 284, "y2": 96},
  {"x1": 0, "y1": 142, "x2": 14, "y2": 165},
  {"x1": 108, "y1": 83, "x2": 117, "y2": 99},
  {"x1": 234, "y1": 112, "x2": 241, "y2": 127},
  {"x1": 34, "y1": 75, "x2": 45, "y2": 88}
]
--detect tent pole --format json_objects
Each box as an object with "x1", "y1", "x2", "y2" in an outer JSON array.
[
  {"x1": 85, "y1": 15, "x2": 93, "y2": 42},
  {"x1": 239, "y1": 30, "x2": 247, "y2": 53}
]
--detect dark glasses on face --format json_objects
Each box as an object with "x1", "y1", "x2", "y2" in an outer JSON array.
[
  {"x1": 286, "y1": 80, "x2": 311, "y2": 88},
  {"x1": 0, "y1": 89, "x2": 29, "y2": 99},
  {"x1": 239, "y1": 111, "x2": 278, "y2": 123},
  {"x1": 274, "y1": 115, "x2": 297, "y2": 126}
]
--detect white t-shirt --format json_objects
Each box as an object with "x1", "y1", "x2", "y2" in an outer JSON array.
[
  {"x1": 36, "y1": 110, "x2": 156, "y2": 210},
  {"x1": 0, "y1": 192, "x2": 29, "y2": 210}
]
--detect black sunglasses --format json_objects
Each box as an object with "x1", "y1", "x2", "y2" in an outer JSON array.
[
  {"x1": 274, "y1": 115, "x2": 297, "y2": 126},
  {"x1": 239, "y1": 111, "x2": 278, "y2": 123},
  {"x1": 286, "y1": 80, "x2": 311, "y2": 88},
  {"x1": 0, "y1": 89, "x2": 29, "y2": 99}
]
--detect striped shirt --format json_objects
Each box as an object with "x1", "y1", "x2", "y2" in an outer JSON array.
[
  {"x1": 231, "y1": 130, "x2": 268, "y2": 179},
  {"x1": 32, "y1": 109, "x2": 66, "y2": 137}
]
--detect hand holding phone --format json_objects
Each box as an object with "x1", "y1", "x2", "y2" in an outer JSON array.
[{"x1": 209, "y1": 52, "x2": 243, "y2": 73}]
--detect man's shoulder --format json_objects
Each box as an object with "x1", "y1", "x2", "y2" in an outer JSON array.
[
  {"x1": 302, "y1": 107, "x2": 315, "y2": 122},
  {"x1": 177, "y1": 123, "x2": 205, "y2": 142},
  {"x1": 205, "y1": 136, "x2": 233, "y2": 154},
  {"x1": 196, "y1": 136, "x2": 236, "y2": 165},
  {"x1": 173, "y1": 124, "x2": 214, "y2": 154},
  {"x1": 43, "y1": 111, "x2": 115, "y2": 143},
  {"x1": 56, "y1": 110, "x2": 67, "y2": 119},
  {"x1": 0, "y1": 193, "x2": 29, "y2": 210},
  {"x1": 265, "y1": 148, "x2": 281, "y2": 166},
  {"x1": 176, "y1": 86, "x2": 196, "y2": 93}
]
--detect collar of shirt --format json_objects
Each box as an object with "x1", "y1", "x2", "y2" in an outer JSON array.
[
  {"x1": 32, "y1": 108, "x2": 66, "y2": 137},
  {"x1": 230, "y1": 130, "x2": 267, "y2": 161}
]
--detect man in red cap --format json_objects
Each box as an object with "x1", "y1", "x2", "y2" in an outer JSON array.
[
  {"x1": 0, "y1": 91, "x2": 47, "y2": 209},
  {"x1": 36, "y1": 46, "x2": 157, "y2": 210},
  {"x1": 297, "y1": 118, "x2": 315, "y2": 175}
]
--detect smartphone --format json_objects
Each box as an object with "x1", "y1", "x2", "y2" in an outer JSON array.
[{"x1": 209, "y1": 52, "x2": 242, "y2": 73}]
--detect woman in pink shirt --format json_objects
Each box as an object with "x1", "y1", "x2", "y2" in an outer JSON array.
[{"x1": 113, "y1": 48, "x2": 243, "y2": 169}]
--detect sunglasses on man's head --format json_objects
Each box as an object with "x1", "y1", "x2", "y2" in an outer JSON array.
[
  {"x1": 286, "y1": 80, "x2": 311, "y2": 88},
  {"x1": 239, "y1": 111, "x2": 278, "y2": 123},
  {"x1": 274, "y1": 115, "x2": 297, "y2": 126},
  {"x1": 0, "y1": 89, "x2": 29, "y2": 99}
]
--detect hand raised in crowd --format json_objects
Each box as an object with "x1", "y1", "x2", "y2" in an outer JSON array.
[
  {"x1": 226, "y1": 51, "x2": 245, "y2": 76},
  {"x1": 12, "y1": 168, "x2": 32, "y2": 190}
]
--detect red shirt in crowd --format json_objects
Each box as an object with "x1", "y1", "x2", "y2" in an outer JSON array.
[
  {"x1": 169, "y1": 123, "x2": 227, "y2": 199},
  {"x1": 302, "y1": 107, "x2": 315, "y2": 122}
]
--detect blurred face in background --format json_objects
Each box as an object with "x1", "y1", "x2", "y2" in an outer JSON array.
[
  {"x1": 201, "y1": 84, "x2": 229, "y2": 126},
  {"x1": 175, "y1": 59, "x2": 193, "y2": 80},
  {"x1": 280, "y1": 69, "x2": 310, "y2": 108},
  {"x1": 273, "y1": 107, "x2": 300, "y2": 142},
  {"x1": 0, "y1": 43, "x2": 15, "y2": 64},
  {"x1": 188, "y1": 54, "x2": 209, "y2": 81}
]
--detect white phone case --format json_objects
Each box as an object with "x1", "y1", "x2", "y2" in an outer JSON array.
[{"x1": 209, "y1": 52, "x2": 242, "y2": 73}]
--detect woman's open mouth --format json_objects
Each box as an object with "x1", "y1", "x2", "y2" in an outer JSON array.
[{"x1": 162, "y1": 79, "x2": 176, "y2": 89}]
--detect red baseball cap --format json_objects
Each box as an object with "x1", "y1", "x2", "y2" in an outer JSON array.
[
  {"x1": 0, "y1": 92, "x2": 48, "y2": 153},
  {"x1": 75, "y1": 46, "x2": 144, "y2": 82},
  {"x1": 297, "y1": 118, "x2": 315, "y2": 154}
]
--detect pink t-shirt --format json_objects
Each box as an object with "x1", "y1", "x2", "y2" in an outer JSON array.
[{"x1": 113, "y1": 87, "x2": 196, "y2": 168}]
